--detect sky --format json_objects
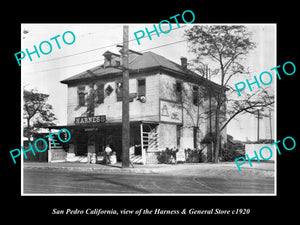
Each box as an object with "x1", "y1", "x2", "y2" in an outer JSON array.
[{"x1": 21, "y1": 23, "x2": 276, "y2": 141}]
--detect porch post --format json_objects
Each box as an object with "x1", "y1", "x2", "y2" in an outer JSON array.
[{"x1": 140, "y1": 122, "x2": 146, "y2": 165}]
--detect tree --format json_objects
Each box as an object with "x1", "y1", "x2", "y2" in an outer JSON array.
[
  {"x1": 23, "y1": 89, "x2": 57, "y2": 140},
  {"x1": 184, "y1": 25, "x2": 274, "y2": 163}
]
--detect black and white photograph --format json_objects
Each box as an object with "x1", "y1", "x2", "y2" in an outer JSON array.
[{"x1": 20, "y1": 23, "x2": 276, "y2": 195}]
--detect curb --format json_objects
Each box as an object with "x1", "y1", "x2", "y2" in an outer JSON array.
[{"x1": 23, "y1": 164, "x2": 158, "y2": 174}]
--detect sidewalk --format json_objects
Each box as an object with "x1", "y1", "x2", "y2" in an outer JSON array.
[
  {"x1": 23, "y1": 161, "x2": 275, "y2": 178},
  {"x1": 23, "y1": 161, "x2": 176, "y2": 174}
]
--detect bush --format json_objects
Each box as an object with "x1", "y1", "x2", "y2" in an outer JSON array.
[
  {"x1": 157, "y1": 148, "x2": 207, "y2": 164},
  {"x1": 185, "y1": 148, "x2": 206, "y2": 163},
  {"x1": 221, "y1": 150, "x2": 244, "y2": 161},
  {"x1": 157, "y1": 147, "x2": 178, "y2": 164}
]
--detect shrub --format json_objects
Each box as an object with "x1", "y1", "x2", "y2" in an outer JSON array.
[
  {"x1": 221, "y1": 150, "x2": 244, "y2": 161},
  {"x1": 157, "y1": 147, "x2": 178, "y2": 164},
  {"x1": 185, "y1": 148, "x2": 206, "y2": 163}
]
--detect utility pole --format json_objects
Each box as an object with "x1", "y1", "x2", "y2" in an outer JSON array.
[
  {"x1": 269, "y1": 108, "x2": 272, "y2": 140},
  {"x1": 255, "y1": 109, "x2": 264, "y2": 142},
  {"x1": 207, "y1": 65, "x2": 212, "y2": 135},
  {"x1": 121, "y1": 25, "x2": 130, "y2": 168},
  {"x1": 257, "y1": 109, "x2": 260, "y2": 142}
]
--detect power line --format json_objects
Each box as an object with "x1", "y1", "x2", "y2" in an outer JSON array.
[
  {"x1": 29, "y1": 39, "x2": 187, "y2": 73},
  {"x1": 140, "y1": 39, "x2": 186, "y2": 52},
  {"x1": 33, "y1": 59, "x2": 105, "y2": 73},
  {"x1": 28, "y1": 25, "x2": 187, "y2": 65}
]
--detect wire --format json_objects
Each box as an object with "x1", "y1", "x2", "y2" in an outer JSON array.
[
  {"x1": 28, "y1": 25, "x2": 187, "y2": 65},
  {"x1": 29, "y1": 39, "x2": 187, "y2": 73},
  {"x1": 33, "y1": 59, "x2": 105, "y2": 73},
  {"x1": 140, "y1": 39, "x2": 186, "y2": 52}
]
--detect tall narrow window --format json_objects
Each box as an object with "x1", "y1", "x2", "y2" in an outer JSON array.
[
  {"x1": 96, "y1": 83, "x2": 104, "y2": 104},
  {"x1": 77, "y1": 86, "x2": 86, "y2": 107},
  {"x1": 175, "y1": 81, "x2": 182, "y2": 102},
  {"x1": 78, "y1": 93, "x2": 85, "y2": 106},
  {"x1": 137, "y1": 79, "x2": 146, "y2": 98},
  {"x1": 193, "y1": 86, "x2": 199, "y2": 105}
]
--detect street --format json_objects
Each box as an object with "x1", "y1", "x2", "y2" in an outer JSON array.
[{"x1": 23, "y1": 168, "x2": 274, "y2": 194}]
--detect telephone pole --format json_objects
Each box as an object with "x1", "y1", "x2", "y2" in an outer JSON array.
[
  {"x1": 257, "y1": 109, "x2": 260, "y2": 142},
  {"x1": 121, "y1": 25, "x2": 130, "y2": 168},
  {"x1": 269, "y1": 108, "x2": 272, "y2": 140}
]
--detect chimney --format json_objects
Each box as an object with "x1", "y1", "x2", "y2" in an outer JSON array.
[{"x1": 180, "y1": 57, "x2": 187, "y2": 69}]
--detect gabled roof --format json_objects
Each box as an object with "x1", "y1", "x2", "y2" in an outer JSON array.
[
  {"x1": 60, "y1": 51, "x2": 223, "y2": 90},
  {"x1": 103, "y1": 50, "x2": 120, "y2": 57}
]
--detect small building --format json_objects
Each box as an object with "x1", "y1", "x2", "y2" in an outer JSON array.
[{"x1": 48, "y1": 50, "x2": 227, "y2": 164}]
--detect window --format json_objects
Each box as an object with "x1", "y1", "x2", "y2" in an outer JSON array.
[
  {"x1": 193, "y1": 86, "x2": 199, "y2": 105},
  {"x1": 105, "y1": 84, "x2": 114, "y2": 96},
  {"x1": 96, "y1": 83, "x2": 104, "y2": 104},
  {"x1": 115, "y1": 60, "x2": 120, "y2": 66},
  {"x1": 137, "y1": 79, "x2": 146, "y2": 98},
  {"x1": 78, "y1": 93, "x2": 85, "y2": 106},
  {"x1": 77, "y1": 86, "x2": 86, "y2": 106},
  {"x1": 116, "y1": 82, "x2": 123, "y2": 101},
  {"x1": 175, "y1": 81, "x2": 182, "y2": 102}
]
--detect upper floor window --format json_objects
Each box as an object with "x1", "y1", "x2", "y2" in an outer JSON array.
[
  {"x1": 175, "y1": 81, "x2": 182, "y2": 102},
  {"x1": 137, "y1": 79, "x2": 146, "y2": 98},
  {"x1": 96, "y1": 83, "x2": 104, "y2": 104},
  {"x1": 193, "y1": 86, "x2": 199, "y2": 106},
  {"x1": 77, "y1": 86, "x2": 86, "y2": 106},
  {"x1": 78, "y1": 93, "x2": 85, "y2": 106}
]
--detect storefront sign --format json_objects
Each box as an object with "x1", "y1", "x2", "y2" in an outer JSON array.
[
  {"x1": 75, "y1": 115, "x2": 106, "y2": 125},
  {"x1": 160, "y1": 100, "x2": 182, "y2": 123}
]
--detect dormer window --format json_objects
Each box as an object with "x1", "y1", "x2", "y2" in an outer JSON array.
[
  {"x1": 103, "y1": 51, "x2": 121, "y2": 68},
  {"x1": 115, "y1": 60, "x2": 121, "y2": 66}
]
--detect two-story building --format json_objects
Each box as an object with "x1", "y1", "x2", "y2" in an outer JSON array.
[{"x1": 49, "y1": 49, "x2": 227, "y2": 164}]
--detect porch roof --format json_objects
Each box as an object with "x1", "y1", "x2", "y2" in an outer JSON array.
[{"x1": 43, "y1": 120, "x2": 159, "y2": 130}]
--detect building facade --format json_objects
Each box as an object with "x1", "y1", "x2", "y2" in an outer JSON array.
[{"x1": 49, "y1": 50, "x2": 227, "y2": 164}]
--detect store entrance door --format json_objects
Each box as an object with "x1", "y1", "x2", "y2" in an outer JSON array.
[{"x1": 76, "y1": 133, "x2": 87, "y2": 156}]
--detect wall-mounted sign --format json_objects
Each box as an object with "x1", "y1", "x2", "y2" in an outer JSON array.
[
  {"x1": 75, "y1": 115, "x2": 106, "y2": 125},
  {"x1": 160, "y1": 100, "x2": 182, "y2": 124}
]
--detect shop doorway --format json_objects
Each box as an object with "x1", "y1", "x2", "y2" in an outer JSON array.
[{"x1": 76, "y1": 132, "x2": 87, "y2": 156}]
